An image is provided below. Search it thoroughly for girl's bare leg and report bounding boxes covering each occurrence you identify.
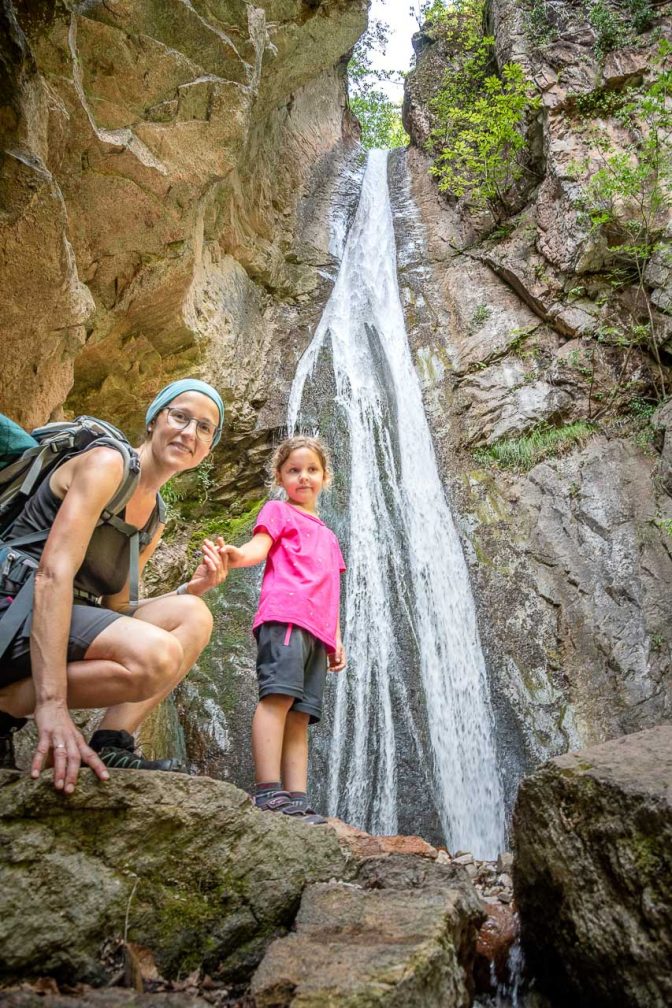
[251,694,295,784]
[281,709,310,793]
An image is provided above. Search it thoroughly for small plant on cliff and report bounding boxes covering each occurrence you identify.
[524,0,558,45]
[587,0,656,57]
[426,0,540,217]
[162,476,188,526]
[474,421,596,470]
[626,0,655,33]
[471,304,492,327]
[588,0,624,57]
[579,44,672,400]
[574,86,632,119]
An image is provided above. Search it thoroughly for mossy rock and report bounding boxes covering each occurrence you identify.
[513,725,672,1008]
[0,771,351,985]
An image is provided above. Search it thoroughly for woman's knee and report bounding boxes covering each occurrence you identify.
[133,630,183,696]
[176,594,213,648]
[101,624,184,701]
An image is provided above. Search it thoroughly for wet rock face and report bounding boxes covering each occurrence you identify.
[512,725,672,1008]
[0,769,350,984]
[518,437,672,743]
[398,0,672,787]
[0,0,366,502]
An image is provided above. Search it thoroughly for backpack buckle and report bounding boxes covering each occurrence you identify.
[48,433,75,453]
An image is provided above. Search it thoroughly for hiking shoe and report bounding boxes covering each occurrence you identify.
[0,714,26,771]
[283,796,328,825]
[90,729,186,772]
[255,790,327,825]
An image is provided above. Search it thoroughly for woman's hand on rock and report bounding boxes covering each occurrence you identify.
[31,701,110,793]
[187,536,229,595]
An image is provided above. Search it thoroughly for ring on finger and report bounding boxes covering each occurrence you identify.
[55,743,66,749]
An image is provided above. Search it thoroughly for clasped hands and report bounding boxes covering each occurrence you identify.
[182,536,229,595]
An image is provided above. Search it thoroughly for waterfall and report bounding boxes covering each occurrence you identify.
[287,149,506,859]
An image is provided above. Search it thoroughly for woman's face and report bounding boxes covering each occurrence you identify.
[149,391,220,472]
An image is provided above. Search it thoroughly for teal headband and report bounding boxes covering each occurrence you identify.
[145,379,224,446]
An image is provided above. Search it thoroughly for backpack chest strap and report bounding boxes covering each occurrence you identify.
[101,512,140,602]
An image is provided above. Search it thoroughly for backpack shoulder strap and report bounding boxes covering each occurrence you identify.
[36,417,141,521]
[138,493,166,549]
[2,417,142,603]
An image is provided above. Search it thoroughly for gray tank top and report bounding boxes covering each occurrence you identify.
[8,471,160,598]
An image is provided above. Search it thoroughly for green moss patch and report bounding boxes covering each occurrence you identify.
[474,422,596,471]
[188,498,265,553]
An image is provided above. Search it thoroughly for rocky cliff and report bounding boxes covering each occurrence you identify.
[0,0,366,504]
[400,0,672,794]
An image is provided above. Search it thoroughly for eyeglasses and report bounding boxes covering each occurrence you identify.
[162,407,218,444]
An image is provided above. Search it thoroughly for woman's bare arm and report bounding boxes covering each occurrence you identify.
[103,527,228,612]
[30,446,125,791]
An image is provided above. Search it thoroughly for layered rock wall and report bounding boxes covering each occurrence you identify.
[400,0,672,791]
[0,0,367,502]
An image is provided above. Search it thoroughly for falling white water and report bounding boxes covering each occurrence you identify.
[288,150,505,858]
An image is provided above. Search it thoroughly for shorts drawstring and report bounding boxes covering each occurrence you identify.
[283,623,293,646]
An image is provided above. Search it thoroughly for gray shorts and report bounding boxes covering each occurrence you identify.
[254,622,328,725]
[0,603,123,688]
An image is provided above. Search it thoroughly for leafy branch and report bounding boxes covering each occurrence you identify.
[347,10,408,150]
[425,0,540,218]
[579,42,672,400]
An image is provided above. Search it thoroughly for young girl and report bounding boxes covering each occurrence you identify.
[223,435,346,824]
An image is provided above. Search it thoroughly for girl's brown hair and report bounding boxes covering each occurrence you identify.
[270,435,332,488]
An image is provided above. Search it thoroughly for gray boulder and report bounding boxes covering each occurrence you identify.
[251,855,484,1007]
[0,770,350,985]
[513,725,672,1008]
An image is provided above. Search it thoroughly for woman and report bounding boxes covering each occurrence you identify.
[0,379,228,794]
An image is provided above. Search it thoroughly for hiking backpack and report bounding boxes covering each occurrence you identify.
[0,413,159,662]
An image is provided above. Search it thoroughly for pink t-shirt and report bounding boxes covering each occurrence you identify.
[252,499,346,652]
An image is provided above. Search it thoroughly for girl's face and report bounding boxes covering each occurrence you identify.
[277,447,325,513]
[150,391,219,473]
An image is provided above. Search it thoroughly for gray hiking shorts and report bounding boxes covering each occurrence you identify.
[254,621,328,724]
[0,602,123,687]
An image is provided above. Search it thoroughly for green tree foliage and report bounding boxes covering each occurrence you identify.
[411,0,448,24]
[426,0,540,215]
[347,10,408,151]
[350,91,409,150]
[580,42,672,399]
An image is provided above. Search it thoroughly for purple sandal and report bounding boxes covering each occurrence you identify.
[255,790,327,825]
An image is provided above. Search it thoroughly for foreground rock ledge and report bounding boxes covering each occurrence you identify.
[0,771,488,1006]
[513,724,672,1008]
[252,856,484,1007]
[0,770,349,984]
